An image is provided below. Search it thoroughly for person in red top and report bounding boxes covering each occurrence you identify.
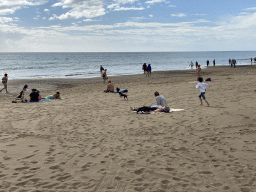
[104,81,114,92]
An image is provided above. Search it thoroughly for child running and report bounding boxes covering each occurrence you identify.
[196,77,210,106]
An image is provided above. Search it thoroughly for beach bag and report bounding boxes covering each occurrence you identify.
[205,78,211,81]
[2,80,5,84]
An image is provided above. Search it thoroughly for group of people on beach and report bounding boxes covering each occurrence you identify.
[142,63,152,77]
[28,89,61,102]
[0,72,61,103]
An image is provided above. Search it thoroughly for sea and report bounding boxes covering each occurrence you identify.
[0,51,256,80]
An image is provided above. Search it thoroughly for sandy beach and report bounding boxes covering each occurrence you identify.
[1,65,256,192]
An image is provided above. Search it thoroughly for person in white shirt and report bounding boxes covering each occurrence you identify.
[196,77,209,106]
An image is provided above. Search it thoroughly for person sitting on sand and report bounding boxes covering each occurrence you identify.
[154,91,170,112]
[104,81,114,92]
[50,92,61,99]
[30,89,39,102]
[0,73,9,93]
[130,91,170,113]
[37,90,42,100]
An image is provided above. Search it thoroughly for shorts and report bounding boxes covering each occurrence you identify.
[147,70,151,73]
[199,92,206,100]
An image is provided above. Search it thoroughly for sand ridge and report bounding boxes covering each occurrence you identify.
[1,65,256,191]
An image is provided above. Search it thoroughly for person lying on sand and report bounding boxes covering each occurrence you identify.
[130,105,169,113]
[50,92,61,99]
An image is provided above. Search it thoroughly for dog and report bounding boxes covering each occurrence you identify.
[119,92,128,100]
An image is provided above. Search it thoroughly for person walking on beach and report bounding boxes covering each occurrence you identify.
[195,61,198,68]
[100,65,104,74]
[206,60,209,66]
[229,58,231,65]
[197,64,202,77]
[213,59,215,67]
[0,73,9,93]
[146,64,151,77]
[102,69,108,83]
[142,63,147,74]
[196,77,209,106]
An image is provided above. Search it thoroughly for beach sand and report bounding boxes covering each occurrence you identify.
[1,65,256,192]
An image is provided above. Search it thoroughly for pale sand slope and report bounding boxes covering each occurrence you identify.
[0,66,256,192]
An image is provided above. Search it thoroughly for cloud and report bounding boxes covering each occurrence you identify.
[242,7,256,11]
[113,0,138,4]
[113,6,144,11]
[1,11,256,52]
[107,3,144,11]
[149,14,153,17]
[0,0,48,15]
[0,17,13,23]
[44,9,49,12]
[171,13,186,17]
[50,0,106,20]
[168,5,176,7]
[145,0,166,4]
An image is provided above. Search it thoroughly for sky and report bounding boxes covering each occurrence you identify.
[0,0,256,52]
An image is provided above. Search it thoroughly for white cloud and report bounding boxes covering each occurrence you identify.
[43,17,46,19]
[44,9,49,12]
[242,7,256,11]
[1,11,256,52]
[168,5,176,7]
[50,0,106,20]
[113,0,138,4]
[113,6,144,11]
[0,0,48,15]
[171,13,186,17]
[0,17,13,23]
[149,14,153,17]
[83,18,93,22]
[145,0,165,4]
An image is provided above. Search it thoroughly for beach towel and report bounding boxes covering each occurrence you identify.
[45,95,65,99]
[27,99,54,103]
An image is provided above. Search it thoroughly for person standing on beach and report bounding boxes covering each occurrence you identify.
[189,61,194,69]
[102,69,108,83]
[0,73,9,93]
[213,59,215,67]
[229,58,231,65]
[142,63,147,74]
[206,60,209,66]
[195,61,198,68]
[197,64,202,77]
[147,64,151,77]
[100,65,104,74]
[196,77,209,106]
